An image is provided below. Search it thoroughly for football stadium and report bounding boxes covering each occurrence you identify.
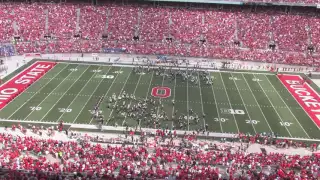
[0,0,319,179]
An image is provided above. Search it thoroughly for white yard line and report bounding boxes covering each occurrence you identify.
[209,73,224,133]
[106,70,132,125]
[241,74,273,133]
[36,65,90,121]
[7,64,69,119]
[276,75,320,131]
[219,72,240,133]
[230,73,257,134]
[138,71,154,128]
[197,72,207,131]
[83,67,123,124]
[186,69,190,131]
[264,75,310,138]
[55,66,105,122]
[253,74,292,137]
[171,73,177,129]
[120,73,143,126]
[154,75,166,129]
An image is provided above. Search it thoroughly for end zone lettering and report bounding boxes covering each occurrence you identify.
[278,74,320,128]
[0,61,56,109]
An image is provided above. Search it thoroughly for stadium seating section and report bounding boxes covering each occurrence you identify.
[0,4,320,64]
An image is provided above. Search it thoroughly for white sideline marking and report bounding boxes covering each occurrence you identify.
[241,73,273,133]
[253,74,292,137]
[7,64,69,119]
[265,75,310,138]
[231,73,257,134]
[219,72,240,133]
[1,118,319,142]
[55,66,104,122]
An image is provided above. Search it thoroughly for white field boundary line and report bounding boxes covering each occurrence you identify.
[138,71,155,128]
[209,73,224,133]
[230,73,257,134]
[265,75,310,138]
[38,65,91,121]
[120,73,143,126]
[241,73,273,133]
[78,67,120,124]
[253,74,293,137]
[2,118,320,142]
[106,70,132,126]
[276,75,320,131]
[6,64,69,119]
[0,61,58,111]
[55,66,105,122]
[56,61,275,76]
[197,72,208,131]
[219,72,240,133]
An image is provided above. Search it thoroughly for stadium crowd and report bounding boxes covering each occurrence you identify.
[0,4,319,66]
[0,124,318,179]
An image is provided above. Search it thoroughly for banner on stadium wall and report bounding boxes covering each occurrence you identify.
[102,48,126,53]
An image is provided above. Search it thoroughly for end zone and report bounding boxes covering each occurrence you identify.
[0,61,56,109]
[278,74,320,128]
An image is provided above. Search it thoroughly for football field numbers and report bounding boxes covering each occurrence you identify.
[221,108,245,115]
[91,70,101,73]
[69,68,78,72]
[214,118,228,122]
[58,108,72,113]
[229,77,240,81]
[252,78,262,82]
[280,122,292,127]
[246,120,260,124]
[96,75,114,79]
[114,71,123,74]
[30,106,41,111]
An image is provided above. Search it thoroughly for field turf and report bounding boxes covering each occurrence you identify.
[0,61,319,139]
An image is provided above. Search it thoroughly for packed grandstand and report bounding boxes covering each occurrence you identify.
[0,0,320,180]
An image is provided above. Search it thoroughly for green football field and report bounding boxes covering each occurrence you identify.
[0,61,319,140]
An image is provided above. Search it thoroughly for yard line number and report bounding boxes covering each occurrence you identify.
[58,108,72,113]
[229,77,241,81]
[246,120,260,124]
[91,69,102,73]
[220,108,245,115]
[30,106,41,111]
[69,68,78,72]
[252,78,262,82]
[95,75,114,79]
[280,122,293,127]
[214,118,228,122]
